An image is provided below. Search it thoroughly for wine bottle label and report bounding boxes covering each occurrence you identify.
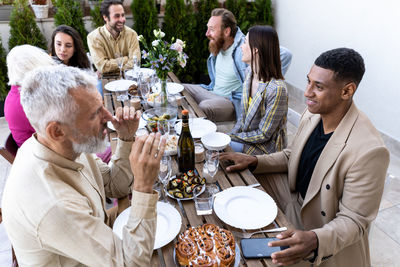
[182,122,189,127]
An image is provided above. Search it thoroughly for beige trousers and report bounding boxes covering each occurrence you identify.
[183,83,235,122]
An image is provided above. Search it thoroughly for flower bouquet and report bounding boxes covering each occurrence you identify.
[138,29,188,106]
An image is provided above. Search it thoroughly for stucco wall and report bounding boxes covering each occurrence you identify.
[273,0,400,141]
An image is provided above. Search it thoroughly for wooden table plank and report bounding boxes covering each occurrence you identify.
[181,89,207,118]
[105,73,293,267]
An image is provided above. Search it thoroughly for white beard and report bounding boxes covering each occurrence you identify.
[72,130,108,155]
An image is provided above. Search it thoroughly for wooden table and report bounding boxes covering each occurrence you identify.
[103,73,292,267]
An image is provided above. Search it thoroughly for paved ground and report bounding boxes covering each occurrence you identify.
[0,106,399,266]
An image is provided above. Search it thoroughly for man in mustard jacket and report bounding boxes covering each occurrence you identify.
[220,48,389,266]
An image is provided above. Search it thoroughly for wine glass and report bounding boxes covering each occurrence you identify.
[157,120,170,140]
[138,78,150,99]
[133,55,140,80]
[203,150,219,183]
[159,155,172,202]
[115,53,123,79]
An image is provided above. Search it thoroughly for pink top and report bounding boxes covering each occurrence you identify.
[4,85,35,147]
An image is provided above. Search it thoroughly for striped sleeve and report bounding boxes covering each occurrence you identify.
[231,82,287,144]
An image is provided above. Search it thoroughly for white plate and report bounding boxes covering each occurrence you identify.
[214,186,278,229]
[112,202,182,250]
[104,80,137,92]
[174,118,217,139]
[173,243,240,267]
[125,67,155,78]
[155,82,184,95]
[107,117,146,131]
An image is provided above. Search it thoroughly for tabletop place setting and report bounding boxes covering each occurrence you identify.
[103,74,287,266]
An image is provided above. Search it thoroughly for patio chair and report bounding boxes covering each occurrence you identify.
[0,133,18,164]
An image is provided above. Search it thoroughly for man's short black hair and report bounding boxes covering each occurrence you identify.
[101,0,123,20]
[315,48,365,86]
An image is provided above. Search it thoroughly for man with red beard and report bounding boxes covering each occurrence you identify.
[184,8,292,121]
[2,65,165,266]
[88,0,140,77]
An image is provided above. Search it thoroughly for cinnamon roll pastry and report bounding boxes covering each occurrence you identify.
[214,229,235,249]
[190,252,218,267]
[197,236,214,252]
[175,224,236,267]
[215,245,235,267]
[175,237,198,266]
[202,223,219,236]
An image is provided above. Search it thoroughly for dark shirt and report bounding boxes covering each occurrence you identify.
[296,120,333,199]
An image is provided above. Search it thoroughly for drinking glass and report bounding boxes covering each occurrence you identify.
[133,55,140,79]
[159,155,172,202]
[203,150,219,183]
[116,90,129,102]
[138,78,150,99]
[194,184,219,215]
[151,76,160,93]
[115,53,123,79]
[157,120,170,139]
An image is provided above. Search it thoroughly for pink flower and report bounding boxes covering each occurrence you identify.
[171,42,183,53]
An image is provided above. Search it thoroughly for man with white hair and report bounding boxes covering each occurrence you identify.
[2,65,165,266]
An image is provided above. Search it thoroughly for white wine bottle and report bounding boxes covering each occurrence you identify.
[177,110,195,173]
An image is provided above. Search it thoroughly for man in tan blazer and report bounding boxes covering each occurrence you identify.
[220,48,389,266]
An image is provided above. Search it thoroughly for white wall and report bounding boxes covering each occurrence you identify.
[273,0,400,141]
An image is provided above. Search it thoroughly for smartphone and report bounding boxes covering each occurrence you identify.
[240,238,288,259]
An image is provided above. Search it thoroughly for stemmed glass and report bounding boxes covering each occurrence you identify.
[203,150,219,183]
[115,53,123,79]
[157,120,170,141]
[133,55,140,80]
[159,155,172,202]
[138,78,150,99]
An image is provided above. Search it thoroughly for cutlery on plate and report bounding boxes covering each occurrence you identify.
[232,227,287,239]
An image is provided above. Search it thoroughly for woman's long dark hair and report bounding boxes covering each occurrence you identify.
[248,25,283,82]
[50,25,90,69]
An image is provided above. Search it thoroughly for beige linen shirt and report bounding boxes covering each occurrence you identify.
[87,25,141,75]
[2,135,158,266]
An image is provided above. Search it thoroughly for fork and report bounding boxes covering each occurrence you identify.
[232,227,287,239]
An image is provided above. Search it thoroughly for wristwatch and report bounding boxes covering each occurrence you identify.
[304,248,318,263]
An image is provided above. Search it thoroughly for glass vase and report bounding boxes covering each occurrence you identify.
[160,78,168,107]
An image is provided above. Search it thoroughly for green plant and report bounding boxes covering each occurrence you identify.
[254,0,274,26]
[8,0,47,50]
[90,0,104,29]
[53,0,88,50]
[0,37,9,101]
[0,0,14,5]
[225,0,274,34]
[162,0,196,82]
[192,0,219,82]
[131,0,158,48]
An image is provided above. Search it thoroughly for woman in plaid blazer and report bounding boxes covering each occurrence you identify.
[229,25,288,155]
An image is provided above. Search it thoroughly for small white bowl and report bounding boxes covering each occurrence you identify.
[201,132,231,151]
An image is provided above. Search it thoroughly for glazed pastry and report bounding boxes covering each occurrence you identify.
[190,252,218,267]
[214,229,235,249]
[215,245,235,267]
[175,224,235,267]
[202,223,219,236]
[175,237,198,266]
